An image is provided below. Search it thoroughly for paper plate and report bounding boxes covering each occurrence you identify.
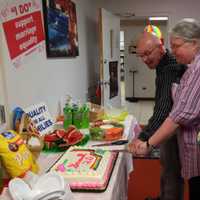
[8,178,35,200]
[8,172,73,200]
[33,172,65,193]
[32,190,65,200]
[33,172,73,200]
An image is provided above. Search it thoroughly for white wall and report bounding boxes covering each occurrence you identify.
[0,0,99,128]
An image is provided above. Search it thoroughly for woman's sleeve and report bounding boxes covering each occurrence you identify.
[169,68,200,125]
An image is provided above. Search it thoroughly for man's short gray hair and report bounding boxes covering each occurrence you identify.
[170,18,200,41]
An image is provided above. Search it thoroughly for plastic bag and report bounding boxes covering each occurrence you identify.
[0,130,39,178]
[103,105,128,121]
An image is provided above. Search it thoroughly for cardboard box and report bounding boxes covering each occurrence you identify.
[89,103,104,122]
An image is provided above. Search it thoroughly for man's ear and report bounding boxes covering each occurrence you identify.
[159,44,165,54]
[161,38,164,45]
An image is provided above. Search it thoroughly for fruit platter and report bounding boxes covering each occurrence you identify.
[43,125,89,152]
[89,120,124,141]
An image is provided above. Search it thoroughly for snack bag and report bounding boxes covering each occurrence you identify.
[0,130,39,178]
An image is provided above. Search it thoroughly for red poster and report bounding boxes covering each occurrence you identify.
[3,11,44,59]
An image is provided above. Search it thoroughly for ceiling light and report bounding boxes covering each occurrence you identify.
[149,16,168,21]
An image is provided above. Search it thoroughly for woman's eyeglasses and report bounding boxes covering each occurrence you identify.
[170,39,195,51]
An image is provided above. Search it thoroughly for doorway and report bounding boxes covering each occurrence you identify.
[120,16,168,102]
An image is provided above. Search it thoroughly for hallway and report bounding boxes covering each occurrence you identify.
[121,80,154,125]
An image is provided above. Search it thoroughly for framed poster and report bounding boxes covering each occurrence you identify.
[109,61,119,99]
[42,0,79,57]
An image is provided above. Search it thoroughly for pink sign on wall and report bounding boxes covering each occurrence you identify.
[0,1,45,68]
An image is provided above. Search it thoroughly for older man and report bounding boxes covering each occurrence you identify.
[130,27,186,200]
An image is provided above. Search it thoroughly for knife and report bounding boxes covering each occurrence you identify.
[110,149,131,153]
[92,139,129,147]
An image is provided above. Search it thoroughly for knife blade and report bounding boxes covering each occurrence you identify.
[92,139,129,147]
[110,149,131,153]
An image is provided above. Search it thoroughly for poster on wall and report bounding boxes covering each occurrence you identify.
[0,0,45,68]
[42,0,79,57]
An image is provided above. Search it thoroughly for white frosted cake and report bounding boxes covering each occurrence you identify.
[50,146,117,190]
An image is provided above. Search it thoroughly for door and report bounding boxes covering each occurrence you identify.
[122,19,168,99]
[0,27,7,131]
[99,8,121,108]
[0,64,7,131]
[122,21,155,99]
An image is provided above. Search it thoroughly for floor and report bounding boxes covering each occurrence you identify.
[124,100,154,125]
[121,80,154,125]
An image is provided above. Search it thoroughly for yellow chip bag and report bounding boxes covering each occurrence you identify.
[0,130,39,178]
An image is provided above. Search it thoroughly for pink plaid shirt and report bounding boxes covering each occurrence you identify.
[169,52,200,179]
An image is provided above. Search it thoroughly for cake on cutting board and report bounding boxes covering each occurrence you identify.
[50,146,117,191]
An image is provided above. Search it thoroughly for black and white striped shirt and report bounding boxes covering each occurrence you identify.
[138,50,187,141]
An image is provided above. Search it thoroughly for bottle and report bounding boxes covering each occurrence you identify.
[81,104,89,129]
[63,103,72,130]
[72,104,82,129]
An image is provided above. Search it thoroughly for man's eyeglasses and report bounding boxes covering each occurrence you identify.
[136,45,159,59]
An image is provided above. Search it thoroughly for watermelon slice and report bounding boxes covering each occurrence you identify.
[64,129,84,145]
[55,125,76,139]
[44,132,60,142]
[65,125,76,134]
[55,129,66,138]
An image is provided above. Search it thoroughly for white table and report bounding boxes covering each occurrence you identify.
[1,115,141,200]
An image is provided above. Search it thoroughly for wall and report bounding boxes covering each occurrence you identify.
[0,0,100,128]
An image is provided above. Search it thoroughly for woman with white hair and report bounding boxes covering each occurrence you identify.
[131,18,200,199]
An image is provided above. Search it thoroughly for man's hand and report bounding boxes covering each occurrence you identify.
[128,139,151,156]
[135,141,151,156]
[127,139,143,155]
